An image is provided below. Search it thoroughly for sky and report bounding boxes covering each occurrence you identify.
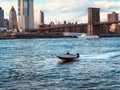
[0,0,120,28]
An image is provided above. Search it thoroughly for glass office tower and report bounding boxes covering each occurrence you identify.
[40,10,44,25]
[0,7,4,27]
[18,0,34,30]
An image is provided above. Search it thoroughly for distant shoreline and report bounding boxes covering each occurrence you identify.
[1,33,120,40]
[0,35,77,40]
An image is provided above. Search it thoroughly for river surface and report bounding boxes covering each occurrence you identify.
[0,38,120,90]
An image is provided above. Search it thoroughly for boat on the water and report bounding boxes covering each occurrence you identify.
[77,33,99,39]
[56,52,80,61]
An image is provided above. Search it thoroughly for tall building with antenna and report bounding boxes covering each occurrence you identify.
[18,0,34,30]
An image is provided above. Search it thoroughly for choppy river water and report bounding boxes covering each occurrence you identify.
[0,38,120,90]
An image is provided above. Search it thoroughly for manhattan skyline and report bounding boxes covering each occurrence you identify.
[0,0,120,28]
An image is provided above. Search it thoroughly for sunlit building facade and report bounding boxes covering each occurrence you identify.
[9,6,17,29]
[107,12,118,33]
[18,0,34,30]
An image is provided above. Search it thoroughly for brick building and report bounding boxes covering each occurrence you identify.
[107,12,119,33]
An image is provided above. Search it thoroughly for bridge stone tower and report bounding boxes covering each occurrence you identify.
[88,7,100,35]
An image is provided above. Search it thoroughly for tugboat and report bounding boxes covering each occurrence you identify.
[56,52,80,61]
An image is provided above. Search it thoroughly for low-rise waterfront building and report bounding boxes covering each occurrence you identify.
[4,19,9,29]
[107,12,118,33]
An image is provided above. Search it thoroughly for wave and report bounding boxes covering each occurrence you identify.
[82,51,120,60]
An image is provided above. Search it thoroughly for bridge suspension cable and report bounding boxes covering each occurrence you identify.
[100,9,120,16]
[66,0,97,23]
[100,9,112,13]
[67,11,88,23]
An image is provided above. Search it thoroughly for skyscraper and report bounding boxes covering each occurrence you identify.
[18,0,34,30]
[0,7,4,27]
[9,6,17,29]
[40,10,44,25]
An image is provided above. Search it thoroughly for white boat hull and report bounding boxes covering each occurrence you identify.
[57,53,79,61]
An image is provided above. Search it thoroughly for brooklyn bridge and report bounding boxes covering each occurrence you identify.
[31,7,120,35]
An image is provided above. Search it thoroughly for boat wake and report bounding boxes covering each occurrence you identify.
[82,51,120,60]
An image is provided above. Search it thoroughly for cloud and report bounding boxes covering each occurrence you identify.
[93,0,120,9]
[44,0,86,12]
[34,0,91,25]
[0,1,17,19]
[92,0,120,21]
[34,0,120,25]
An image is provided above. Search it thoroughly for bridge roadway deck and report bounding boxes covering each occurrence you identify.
[31,23,87,32]
[31,21,120,32]
[94,21,120,25]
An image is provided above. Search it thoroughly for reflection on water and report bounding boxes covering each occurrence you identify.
[0,38,120,89]
[58,59,79,65]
